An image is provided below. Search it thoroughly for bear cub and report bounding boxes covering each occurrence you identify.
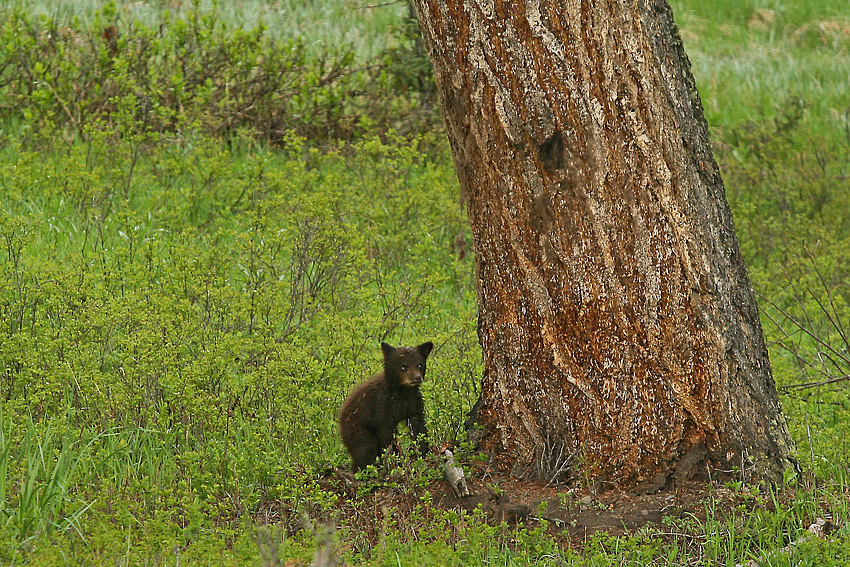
[339,341,433,472]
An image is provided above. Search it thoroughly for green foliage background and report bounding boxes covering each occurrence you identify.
[0,0,848,564]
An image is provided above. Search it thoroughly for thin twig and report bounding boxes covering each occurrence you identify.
[781,375,850,392]
[43,79,78,128]
[804,244,850,350]
[757,291,850,369]
[357,0,405,9]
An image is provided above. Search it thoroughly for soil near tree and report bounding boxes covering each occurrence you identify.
[297,460,774,552]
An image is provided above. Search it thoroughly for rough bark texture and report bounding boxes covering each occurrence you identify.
[412,0,795,488]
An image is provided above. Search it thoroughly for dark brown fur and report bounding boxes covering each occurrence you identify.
[338,341,433,472]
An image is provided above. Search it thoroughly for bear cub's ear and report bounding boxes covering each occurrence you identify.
[381,342,395,359]
[417,341,434,359]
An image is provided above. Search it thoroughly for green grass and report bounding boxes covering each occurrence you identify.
[0,0,849,564]
[672,0,850,135]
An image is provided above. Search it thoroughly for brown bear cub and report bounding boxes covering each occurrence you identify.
[339,341,433,472]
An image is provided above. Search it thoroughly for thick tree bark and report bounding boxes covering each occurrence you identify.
[412,0,795,488]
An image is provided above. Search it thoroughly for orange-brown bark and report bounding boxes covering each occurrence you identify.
[413,0,794,487]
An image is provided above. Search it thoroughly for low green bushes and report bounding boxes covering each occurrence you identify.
[0,1,439,144]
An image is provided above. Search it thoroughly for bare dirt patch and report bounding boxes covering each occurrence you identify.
[308,462,753,550]
[431,474,737,545]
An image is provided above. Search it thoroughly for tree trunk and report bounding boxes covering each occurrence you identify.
[411,0,795,488]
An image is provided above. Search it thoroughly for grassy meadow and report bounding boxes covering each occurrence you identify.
[0,0,849,564]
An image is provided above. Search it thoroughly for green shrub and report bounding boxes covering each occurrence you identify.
[0,1,439,145]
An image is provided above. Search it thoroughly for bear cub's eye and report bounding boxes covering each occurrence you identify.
[400,365,407,371]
